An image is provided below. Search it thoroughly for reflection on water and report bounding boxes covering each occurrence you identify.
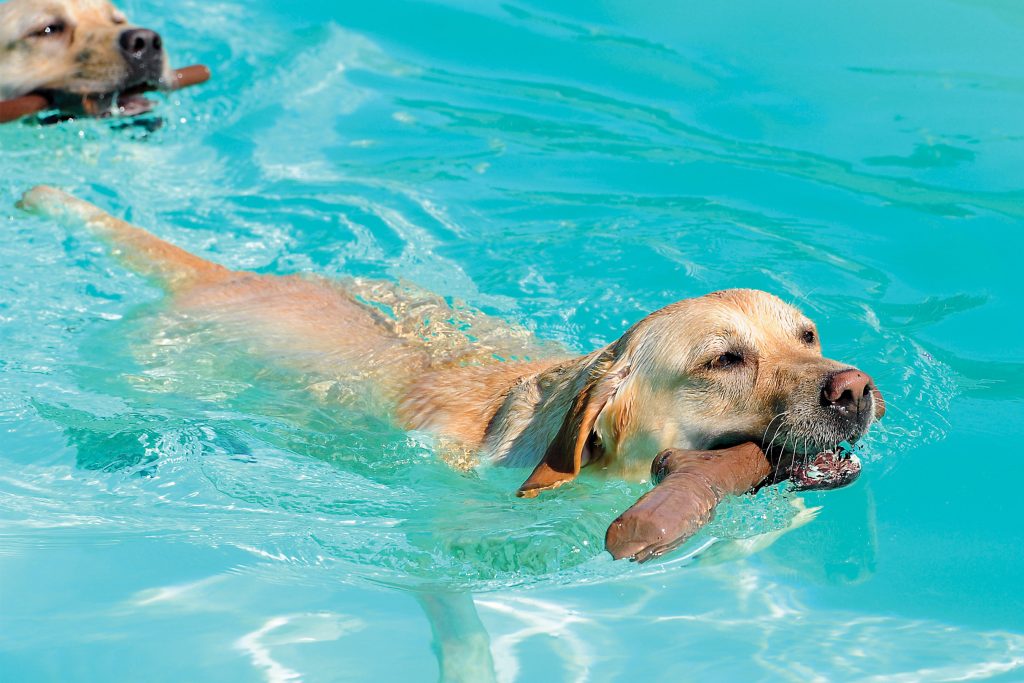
[102,566,1024,682]
[235,612,366,683]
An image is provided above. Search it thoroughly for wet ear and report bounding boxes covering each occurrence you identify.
[517,351,631,498]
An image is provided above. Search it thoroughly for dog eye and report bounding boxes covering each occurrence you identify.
[710,352,744,370]
[28,21,66,38]
[801,329,816,344]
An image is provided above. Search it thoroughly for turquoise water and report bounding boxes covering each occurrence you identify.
[2,0,1023,680]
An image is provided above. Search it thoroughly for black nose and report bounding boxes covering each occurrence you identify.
[118,28,164,80]
[821,369,875,418]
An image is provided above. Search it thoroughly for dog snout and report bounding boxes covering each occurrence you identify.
[118,28,164,82]
[821,369,881,420]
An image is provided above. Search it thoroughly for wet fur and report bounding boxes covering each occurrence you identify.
[19,186,883,485]
[0,0,171,99]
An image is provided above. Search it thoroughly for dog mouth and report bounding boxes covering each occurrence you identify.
[788,449,861,490]
[34,77,162,120]
[113,88,157,117]
[703,429,862,490]
[81,83,160,118]
[761,441,863,491]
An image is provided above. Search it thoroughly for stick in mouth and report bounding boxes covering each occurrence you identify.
[0,64,211,124]
[605,443,771,563]
[604,443,863,562]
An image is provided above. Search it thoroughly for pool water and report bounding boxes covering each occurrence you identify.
[2,0,1023,680]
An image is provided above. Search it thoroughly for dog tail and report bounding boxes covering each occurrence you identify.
[18,186,231,291]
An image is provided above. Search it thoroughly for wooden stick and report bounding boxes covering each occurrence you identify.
[0,94,50,124]
[167,64,211,90]
[0,64,211,124]
[605,443,771,563]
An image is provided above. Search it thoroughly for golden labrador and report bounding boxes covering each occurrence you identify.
[18,186,885,498]
[0,0,171,114]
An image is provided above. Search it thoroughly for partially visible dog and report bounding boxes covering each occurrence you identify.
[0,0,171,114]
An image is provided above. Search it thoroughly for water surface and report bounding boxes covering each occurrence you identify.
[2,0,1023,680]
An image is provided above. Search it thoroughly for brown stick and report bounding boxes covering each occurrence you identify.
[168,64,211,90]
[604,442,771,562]
[0,94,50,124]
[0,64,212,124]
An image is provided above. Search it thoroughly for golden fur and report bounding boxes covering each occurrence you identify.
[0,0,171,99]
[19,186,884,493]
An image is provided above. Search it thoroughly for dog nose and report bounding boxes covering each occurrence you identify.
[118,28,163,73]
[821,369,876,415]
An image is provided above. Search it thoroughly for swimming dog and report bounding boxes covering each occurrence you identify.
[18,186,885,498]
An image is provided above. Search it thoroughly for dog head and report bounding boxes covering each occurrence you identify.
[520,289,884,494]
[0,0,171,100]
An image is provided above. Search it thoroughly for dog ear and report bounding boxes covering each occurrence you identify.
[517,350,630,498]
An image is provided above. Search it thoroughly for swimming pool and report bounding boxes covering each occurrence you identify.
[2,0,1022,680]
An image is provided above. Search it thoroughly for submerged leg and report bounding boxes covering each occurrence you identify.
[418,591,497,683]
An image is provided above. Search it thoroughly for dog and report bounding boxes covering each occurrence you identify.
[21,186,886,681]
[0,0,171,114]
[19,186,885,498]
